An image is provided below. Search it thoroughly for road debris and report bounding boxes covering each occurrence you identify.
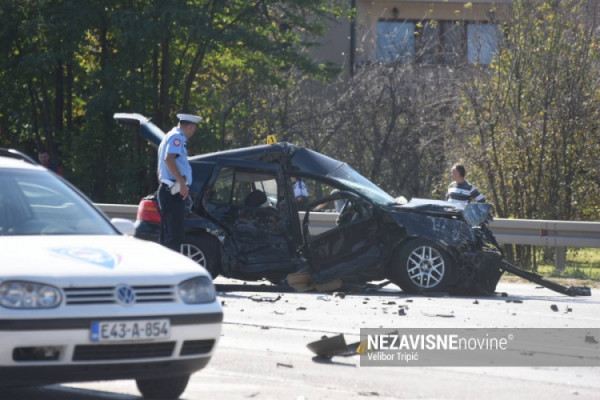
[501,260,591,297]
[333,292,347,299]
[297,307,307,311]
[250,294,282,303]
[307,334,360,359]
[551,304,559,312]
[584,335,598,344]
[287,271,343,292]
[276,362,293,368]
[505,299,523,303]
[473,300,479,304]
[421,311,455,318]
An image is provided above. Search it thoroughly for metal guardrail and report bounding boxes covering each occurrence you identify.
[97,204,600,270]
[97,203,139,220]
[96,204,600,248]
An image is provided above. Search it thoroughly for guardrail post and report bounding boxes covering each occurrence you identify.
[554,246,566,272]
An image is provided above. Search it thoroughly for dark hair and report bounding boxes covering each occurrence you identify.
[452,163,466,178]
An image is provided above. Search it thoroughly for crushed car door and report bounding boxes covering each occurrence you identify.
[203,159,294,276]
[301,190,384,284]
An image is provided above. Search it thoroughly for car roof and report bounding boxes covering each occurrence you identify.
[114,112,347,177]
[190,143,291,162]
[190,143,346,177]
[0,148,39,167]
[0,155,42,171]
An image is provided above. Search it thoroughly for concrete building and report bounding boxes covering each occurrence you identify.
[311,0,512,75]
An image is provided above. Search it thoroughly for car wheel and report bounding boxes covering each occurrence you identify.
[390,239,455,294]
[180,234,220,278]
[136,374,190,399]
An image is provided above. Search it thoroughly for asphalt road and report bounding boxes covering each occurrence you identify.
[2,280,599,400]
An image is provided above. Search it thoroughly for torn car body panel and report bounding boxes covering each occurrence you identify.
[115,113,590,297]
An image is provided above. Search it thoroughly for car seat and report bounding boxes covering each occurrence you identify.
[244,190,267,207]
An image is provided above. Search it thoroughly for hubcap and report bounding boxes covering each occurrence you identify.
[406,245,445,288]
[180,243,207,268]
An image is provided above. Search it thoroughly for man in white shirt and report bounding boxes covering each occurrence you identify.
[446,163,486,209]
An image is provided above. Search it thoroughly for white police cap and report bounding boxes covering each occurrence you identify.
[177,113,203,124]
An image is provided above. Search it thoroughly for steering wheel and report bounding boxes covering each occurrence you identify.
[335,199,356,226]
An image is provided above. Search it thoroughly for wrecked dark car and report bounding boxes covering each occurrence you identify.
[114,113,589,297]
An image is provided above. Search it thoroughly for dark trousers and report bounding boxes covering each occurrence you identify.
[157,183,185,252]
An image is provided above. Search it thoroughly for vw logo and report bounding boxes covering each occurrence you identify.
[115,285,136,306]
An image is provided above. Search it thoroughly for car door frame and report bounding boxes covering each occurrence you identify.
[300,190,385,283]
[202,158,297,279]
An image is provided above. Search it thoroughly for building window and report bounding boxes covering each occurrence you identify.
[376,21,415,63]
[442,21,464,65]
[376,20,499,66]
[467,24,501,65]
[420,21,441,64]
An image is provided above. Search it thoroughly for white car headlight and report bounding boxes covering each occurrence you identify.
[178,276,216,304]
[0,281,62,309]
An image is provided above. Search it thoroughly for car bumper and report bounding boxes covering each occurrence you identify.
[0,357,211,386]
[0,311,222,386]
[134,219,161,242]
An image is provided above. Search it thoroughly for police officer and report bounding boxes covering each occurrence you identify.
[157,113,201,251]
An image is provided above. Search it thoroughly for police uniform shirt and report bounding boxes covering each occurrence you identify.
[294,180,308,198]
[158,127,192,186]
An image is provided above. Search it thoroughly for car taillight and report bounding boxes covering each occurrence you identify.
[137,199,161,223]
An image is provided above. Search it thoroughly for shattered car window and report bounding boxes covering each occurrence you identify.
[233,171,278,208]
[209,166,235,205]
[207,166,279,209]
[463,203,494,227]
[327,164,396,206]
[300,178,341,212]
[254,178,278,207]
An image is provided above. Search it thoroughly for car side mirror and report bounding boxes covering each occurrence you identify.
[111,218,135,236]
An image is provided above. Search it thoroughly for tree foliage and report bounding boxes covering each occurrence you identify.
[458,0,600,222]
[1,0,599,249]
[0,0,347,201]
[323,64,459,199]
[456,0,600,268]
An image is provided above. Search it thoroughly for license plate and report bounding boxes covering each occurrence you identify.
[90,319,170,342]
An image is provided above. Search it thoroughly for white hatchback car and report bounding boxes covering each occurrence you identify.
[0,149,222,399]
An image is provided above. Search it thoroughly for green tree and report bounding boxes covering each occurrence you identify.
[458,0,600,267]
[0,0,348,201]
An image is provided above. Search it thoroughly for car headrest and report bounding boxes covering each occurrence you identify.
[244,190,267,207]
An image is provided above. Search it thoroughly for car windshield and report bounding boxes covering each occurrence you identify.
[327,163,396,206]
[0,169,117,236]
